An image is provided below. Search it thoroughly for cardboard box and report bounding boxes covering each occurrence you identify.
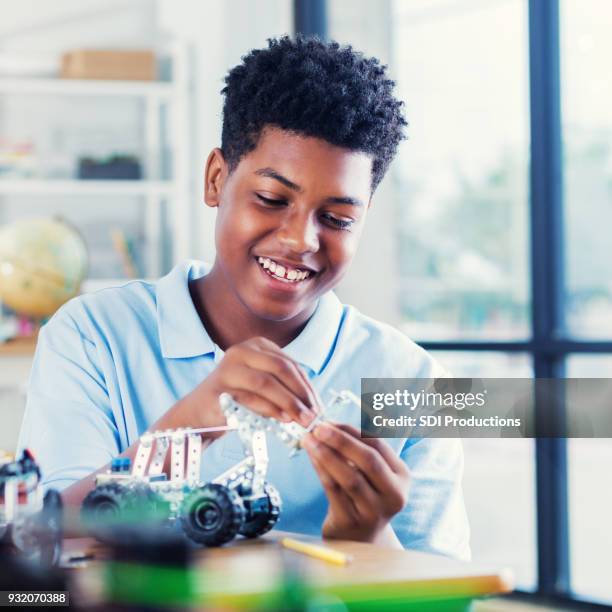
[61,50,156,81]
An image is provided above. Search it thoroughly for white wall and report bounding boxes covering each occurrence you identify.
[0,0,157,53]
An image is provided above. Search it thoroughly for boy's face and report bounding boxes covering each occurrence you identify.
[205,127,372,322]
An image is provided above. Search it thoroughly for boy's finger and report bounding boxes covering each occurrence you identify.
[303,434,378,517]
[227,389,292,422]
[312,423,399,496]
[257,346,322,413]
[291,364,322,414]
[238,344,318,413]
[309,449,359,521]
[331,422,406,473]
[288,358,323,413]
[246,337,321,411]
[226,364,311,425]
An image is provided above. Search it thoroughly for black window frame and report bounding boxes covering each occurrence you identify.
[296,0,612,607]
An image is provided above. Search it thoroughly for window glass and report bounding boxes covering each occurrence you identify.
[431,350,536,590]
[567,354,612,604]
[561,1,612,339]
[391,0,530,340]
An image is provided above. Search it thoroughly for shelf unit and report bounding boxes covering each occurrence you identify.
[0,77,175,99]
[0,44,191,281]
[0,179,174,196]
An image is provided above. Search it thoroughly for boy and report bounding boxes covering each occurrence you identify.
[18,37,469,559]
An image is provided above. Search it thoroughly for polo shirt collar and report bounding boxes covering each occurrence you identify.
[157,261,215,359]
[282,289,344,375]
[156,261,344,374]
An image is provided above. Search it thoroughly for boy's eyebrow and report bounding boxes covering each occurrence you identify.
[255,167,303,192]
[325,196,364,207]
[254,167,365,206]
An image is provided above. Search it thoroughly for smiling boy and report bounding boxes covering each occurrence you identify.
[18,37,469,559]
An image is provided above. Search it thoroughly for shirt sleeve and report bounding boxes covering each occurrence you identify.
[391,436,471,561]
[17,306,120,492]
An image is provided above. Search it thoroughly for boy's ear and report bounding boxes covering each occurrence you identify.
[204,148,228,208]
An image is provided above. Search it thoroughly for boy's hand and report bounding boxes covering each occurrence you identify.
[302,422,410,544]
[180,336,321,433]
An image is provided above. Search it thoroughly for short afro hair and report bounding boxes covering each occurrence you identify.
[221,35,407,192]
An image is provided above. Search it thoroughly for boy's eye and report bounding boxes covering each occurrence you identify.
[255,194,353,230]
[321,213,354,230]
[255,193,287,206]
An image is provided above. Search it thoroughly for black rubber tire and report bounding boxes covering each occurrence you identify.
[180,484,244,547]
[39,489,63,566]
[239,482,281,538]
[81,482,168,529]
[81,482,127,526]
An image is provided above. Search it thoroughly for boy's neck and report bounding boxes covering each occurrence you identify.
[189,267,315,350]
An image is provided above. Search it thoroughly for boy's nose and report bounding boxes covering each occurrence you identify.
[277,212,320,254]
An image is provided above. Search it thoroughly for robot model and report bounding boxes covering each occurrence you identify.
[0,449,63,565]
[82,390,359,547]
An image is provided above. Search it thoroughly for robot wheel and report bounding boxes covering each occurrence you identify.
[180,483,245,547]
[239,482,281,539]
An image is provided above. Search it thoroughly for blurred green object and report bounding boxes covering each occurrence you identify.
[101,525,197,611]
[105,561,196,610]
[0,217,87,319]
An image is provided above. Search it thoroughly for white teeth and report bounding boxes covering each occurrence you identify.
[256,256,312,283]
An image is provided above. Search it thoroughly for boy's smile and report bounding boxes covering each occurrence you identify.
[196,127,373,348]
[254,255,315,288]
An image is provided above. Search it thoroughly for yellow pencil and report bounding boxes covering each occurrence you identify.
[281,537,353,565]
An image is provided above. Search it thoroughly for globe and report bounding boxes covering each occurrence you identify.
[0,217,88,319]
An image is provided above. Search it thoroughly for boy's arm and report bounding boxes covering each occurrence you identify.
[16,307,168,520]
[19,309,212,525]
[392,437,471,560]
[19,309,320,518]
[18,310,120,496]
[58,394,210,513]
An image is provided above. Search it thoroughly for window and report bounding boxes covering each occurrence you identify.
[329,0,537,593]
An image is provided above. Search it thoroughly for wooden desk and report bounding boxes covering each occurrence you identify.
[64,532,513,611]
[0,334,37,356]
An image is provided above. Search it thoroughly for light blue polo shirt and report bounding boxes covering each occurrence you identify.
[18,261,470,560]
